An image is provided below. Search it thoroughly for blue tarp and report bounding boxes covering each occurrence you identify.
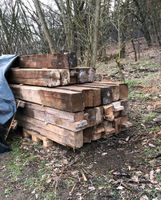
[0,55,17,125]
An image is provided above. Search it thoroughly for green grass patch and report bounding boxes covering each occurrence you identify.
[23,159,52,193]
[144,138,161,158]
[6,139,37,181]
[146,126,160,133]
[128,91,150,101]
[126,79,142,89]
[130,59,160,69]
[143,112,157,123]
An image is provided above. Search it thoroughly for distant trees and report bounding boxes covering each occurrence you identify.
[33,0,55,53]
[0,0,161,65]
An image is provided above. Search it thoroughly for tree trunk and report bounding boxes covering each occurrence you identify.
[131,39,137,61]
[133,0,152,47]
[90,0,101,68]
[33,0,54,53]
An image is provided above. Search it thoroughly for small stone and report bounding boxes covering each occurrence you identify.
[102,152,107,156]
[140,195,149,200]
[88,186,95,191]
[148,143,156,148]
[117,185,124,190]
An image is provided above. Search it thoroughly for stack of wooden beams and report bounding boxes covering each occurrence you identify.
[9,53,132,148]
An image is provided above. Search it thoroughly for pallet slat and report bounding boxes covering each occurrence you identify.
[23,128,53,148]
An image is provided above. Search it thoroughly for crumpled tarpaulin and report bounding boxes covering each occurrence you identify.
[0,55,18,125]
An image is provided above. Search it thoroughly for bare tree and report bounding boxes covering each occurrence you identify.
[90,0,101,68]
[33,0,55,53]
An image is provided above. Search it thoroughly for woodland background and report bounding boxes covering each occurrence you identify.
[1,0,161,68]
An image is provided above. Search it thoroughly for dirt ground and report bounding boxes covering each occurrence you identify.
[0,47,161,200]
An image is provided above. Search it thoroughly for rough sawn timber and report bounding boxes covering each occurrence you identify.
[11,84,84,112]
[17,115,83,148]
[17,101,88,132]
[9,68,70,87]
[19,53,71,69]
[59,85,101,107]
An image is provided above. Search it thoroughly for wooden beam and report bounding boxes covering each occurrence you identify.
[120,100,129,116]
[8,68,70,87]
[112,101,124,112]
[70,67,95,83]
[89,82,120,101]
[83,127,94,143]
[103,121,115,136]
[85,106,103,127]
[18,53,75,69]
[97,81,128,100]
[80,83,113,104]
[114,116,130,134]
[92,124,105,141]
[17,115,83,148]
[60,85,101,107]
[17,102,87,132]
[103,104,114,121]
[11,84,84,112]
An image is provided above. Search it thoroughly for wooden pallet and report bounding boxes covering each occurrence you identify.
[23,128,53,148]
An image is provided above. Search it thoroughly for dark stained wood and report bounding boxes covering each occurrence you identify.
[83,127,94,143]
[97,81,128,100]
[89,82,120,101]
[85,106,103,127]
[18,53,75,69]
[70,67,95,83]
[120,100,129,116]
[80,83,113,104]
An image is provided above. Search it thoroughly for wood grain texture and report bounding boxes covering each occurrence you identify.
[90,82,120,101]
[19,54,70,69]
[23,128,53,148]
[17,115,83,148]
[97,81,128,100]
[9,68,70,87]
[11,84,84,112]
[80,83,114,104]
[60,85,101,107]
[18,102,88,132]
[70,67,95,83]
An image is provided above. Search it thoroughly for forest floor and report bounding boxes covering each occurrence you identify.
[0,47,161,200]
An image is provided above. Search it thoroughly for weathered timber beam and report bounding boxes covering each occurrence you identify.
[18,53,77,69]
[17,102,87,132]
[59,85,101,107]
[11,84,84,112]
[17,115,83,148]
[8,68,70,87]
